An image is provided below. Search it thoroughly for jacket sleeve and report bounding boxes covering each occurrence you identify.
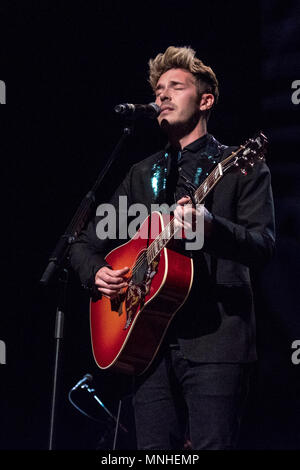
[69,168,133,291]
[203,161,276,268]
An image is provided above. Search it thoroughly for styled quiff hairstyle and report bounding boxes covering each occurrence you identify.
[149,46,219,106]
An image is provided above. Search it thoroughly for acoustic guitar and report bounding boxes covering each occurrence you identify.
[90,132,267,375]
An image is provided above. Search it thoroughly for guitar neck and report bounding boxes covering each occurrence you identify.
[146,159,230,264]
[146,133,266,265]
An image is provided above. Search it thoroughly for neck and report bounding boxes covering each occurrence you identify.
[168,118,208,150]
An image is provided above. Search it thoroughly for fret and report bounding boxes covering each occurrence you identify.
[164,223,171,239]
[146,247,152,265]
[213,163,223,180]
[194,162,225,203]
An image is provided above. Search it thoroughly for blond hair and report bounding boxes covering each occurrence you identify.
[148,46,219,105]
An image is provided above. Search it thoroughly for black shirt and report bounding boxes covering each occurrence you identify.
[165,134,223,205]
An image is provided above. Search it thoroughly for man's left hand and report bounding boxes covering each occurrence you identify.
[173,196,214,238]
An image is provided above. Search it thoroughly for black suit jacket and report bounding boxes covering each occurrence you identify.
[70,134,275,363]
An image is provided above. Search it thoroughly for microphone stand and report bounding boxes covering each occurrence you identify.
[40,122,133,450]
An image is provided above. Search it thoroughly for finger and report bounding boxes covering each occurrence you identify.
[175,206,195,224]
[176,205,197,219]
[105,268,130,281]
[96,279,128,290]
[111,267,130,276]
[175,204,195,219]
[174,208,184,225]
[98,288,120,299]
[98,273,128,285]
[180,221,192,231]
[176,196,191,205]
[97,283,127,293]
[97,268,129,283]
[174,213,192,231]
[100,266,129,276]
[174,205,193,222]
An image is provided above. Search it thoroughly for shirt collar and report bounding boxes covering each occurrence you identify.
[182,133,209,153]
[165,133,209,155]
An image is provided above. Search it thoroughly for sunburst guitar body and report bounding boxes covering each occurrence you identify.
[89,131,268,376]
[90,211,193,376]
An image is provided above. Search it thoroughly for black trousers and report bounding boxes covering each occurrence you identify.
[133,347,251,450]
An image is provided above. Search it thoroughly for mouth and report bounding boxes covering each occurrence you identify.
[160,106,175,115]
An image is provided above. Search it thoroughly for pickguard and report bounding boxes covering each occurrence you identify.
[123,256,160,330]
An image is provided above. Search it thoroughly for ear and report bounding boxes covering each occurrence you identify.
[199,93,214,112]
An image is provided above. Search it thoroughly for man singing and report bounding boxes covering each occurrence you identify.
[70,46,275,449]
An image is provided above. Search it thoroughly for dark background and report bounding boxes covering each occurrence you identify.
[0,0,299,450]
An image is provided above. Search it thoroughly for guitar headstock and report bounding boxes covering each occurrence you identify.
[234,131,268,175]
[194,131,269,204]
[223,131,268,175]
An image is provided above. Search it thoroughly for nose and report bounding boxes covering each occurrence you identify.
[156,87,171,104]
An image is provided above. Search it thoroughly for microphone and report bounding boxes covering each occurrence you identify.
[71,373,93,391]
[114,102,161,119]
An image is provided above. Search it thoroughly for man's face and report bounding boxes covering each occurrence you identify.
[154,68,202,130]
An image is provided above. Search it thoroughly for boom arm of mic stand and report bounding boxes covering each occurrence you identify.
[40,124,133,285]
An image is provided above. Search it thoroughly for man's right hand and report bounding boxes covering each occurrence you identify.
[95,266,130,299]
